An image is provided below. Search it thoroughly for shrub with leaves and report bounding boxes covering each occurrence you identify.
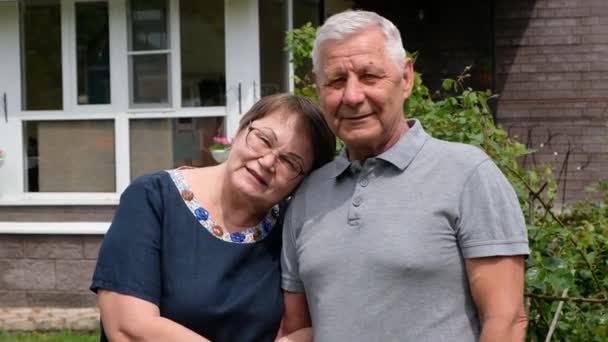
[286,24,608,341]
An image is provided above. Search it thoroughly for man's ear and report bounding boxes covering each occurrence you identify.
[313,72,321,98]
[402,58,415,99]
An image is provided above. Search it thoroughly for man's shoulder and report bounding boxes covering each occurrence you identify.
[298,159,339,192]
[422,136,491,169]
[286,160,339,220]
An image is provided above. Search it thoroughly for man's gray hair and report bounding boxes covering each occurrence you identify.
[312,10,406,75]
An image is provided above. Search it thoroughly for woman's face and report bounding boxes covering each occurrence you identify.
[225,109,314,209]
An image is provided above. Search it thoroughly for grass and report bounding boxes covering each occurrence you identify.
[0,330,99,342]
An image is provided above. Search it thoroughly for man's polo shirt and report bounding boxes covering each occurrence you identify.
[281,119,529,341]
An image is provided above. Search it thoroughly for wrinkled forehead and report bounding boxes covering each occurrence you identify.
[318,29,390,69]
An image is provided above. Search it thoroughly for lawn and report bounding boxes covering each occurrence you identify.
[0,331,99,342]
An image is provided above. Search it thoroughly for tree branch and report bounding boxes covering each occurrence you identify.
[526,293,608,304]
[504,165,608,298]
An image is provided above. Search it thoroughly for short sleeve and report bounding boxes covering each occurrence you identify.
[281,203,305,293]
[90,176,163,306]
[457,159,530,258]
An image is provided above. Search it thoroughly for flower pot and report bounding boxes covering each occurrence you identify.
[210,149,229,163]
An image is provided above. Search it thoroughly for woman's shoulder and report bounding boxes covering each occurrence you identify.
[130,170,172,187]
[119,170,176,206]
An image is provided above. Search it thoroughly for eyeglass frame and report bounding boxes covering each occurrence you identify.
[245,125,308,180]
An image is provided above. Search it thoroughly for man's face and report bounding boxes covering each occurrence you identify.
[316,27,413,158]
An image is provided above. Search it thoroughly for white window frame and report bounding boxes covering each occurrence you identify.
[0,0,260,206]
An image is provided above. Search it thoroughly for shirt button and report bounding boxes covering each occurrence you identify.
[360,178,369,187]
[353,196,362,207]
[181,190,194,201]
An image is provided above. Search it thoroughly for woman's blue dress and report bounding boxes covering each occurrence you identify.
[91,170,284,341]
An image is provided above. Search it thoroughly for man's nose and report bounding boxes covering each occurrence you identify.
[342,77,365,106]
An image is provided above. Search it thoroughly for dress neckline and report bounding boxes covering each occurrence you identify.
[166,169,279,244]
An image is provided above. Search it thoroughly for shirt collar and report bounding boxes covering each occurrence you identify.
[330,119,429,178]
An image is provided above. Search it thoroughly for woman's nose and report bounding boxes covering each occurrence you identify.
[257,151,278,170]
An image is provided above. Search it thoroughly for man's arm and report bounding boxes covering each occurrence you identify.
[465,255,528,342]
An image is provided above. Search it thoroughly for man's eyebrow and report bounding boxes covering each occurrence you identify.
[359,64,384,73]
[324,65,346,76]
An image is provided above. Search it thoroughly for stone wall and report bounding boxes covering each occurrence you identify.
[0,206,112,307]
[0,235,103,307]
[494,0,608,203]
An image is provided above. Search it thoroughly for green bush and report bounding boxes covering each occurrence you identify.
[286,24,608,341]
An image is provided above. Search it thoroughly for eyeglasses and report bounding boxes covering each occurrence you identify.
[245,126,306,180]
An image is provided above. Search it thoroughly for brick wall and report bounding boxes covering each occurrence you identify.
[494,0,608,203]
[0,235,103,307]
[0,205,112,307]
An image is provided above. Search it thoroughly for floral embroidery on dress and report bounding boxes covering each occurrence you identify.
[167,169,279,244]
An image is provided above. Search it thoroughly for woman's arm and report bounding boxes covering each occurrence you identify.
[281,291,311,334]
[275,291,313,342]
[276,328,312,342]
[98,290,209,342]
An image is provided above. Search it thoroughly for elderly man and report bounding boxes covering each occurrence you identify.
[280,10,529,342]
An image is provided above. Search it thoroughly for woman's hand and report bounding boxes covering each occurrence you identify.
[276,327,313,342]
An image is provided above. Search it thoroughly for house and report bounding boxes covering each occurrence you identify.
[0,0,606,316]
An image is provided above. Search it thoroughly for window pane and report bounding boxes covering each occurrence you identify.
[76,1,110,105]
[131,54,169,106]
[129,0,168,51]
[24,121,116,192]
[130,117,224,180]
[180,0,225,107]
[260,0,287,97]
[21,0,63,110]
[294,0,321,27]
[292,0,321,90]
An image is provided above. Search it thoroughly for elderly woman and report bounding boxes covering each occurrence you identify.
[90,94,335,342]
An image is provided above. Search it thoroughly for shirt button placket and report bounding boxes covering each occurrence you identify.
[347,161,364,229]
[348,194,362,229]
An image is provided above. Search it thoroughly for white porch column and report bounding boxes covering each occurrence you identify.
[225,0,260,138]
[0,1,24,199]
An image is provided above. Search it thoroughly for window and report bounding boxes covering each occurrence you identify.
[76,1,111,105]
[24,120,116,192]
[259,0,288,97]
[130,117,224,179]
[128,0,170,107]
[0,0,266,204]
[180,0,225,107]
[21,0,63,110]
